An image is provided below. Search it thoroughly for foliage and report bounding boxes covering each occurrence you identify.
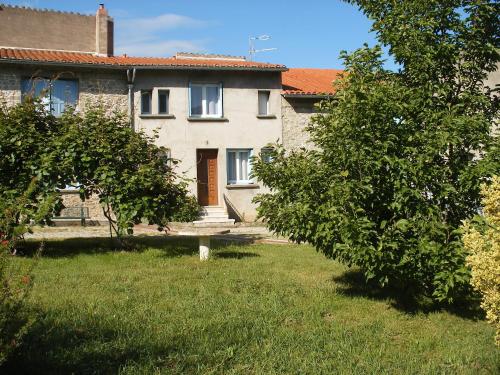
[0,100,66,245]
[463,176,500,346]
[58,107,198,239]
[253,0,499,302]
[170,195,201,223]
[0,240,38,366]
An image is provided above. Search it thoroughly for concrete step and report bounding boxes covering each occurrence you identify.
[193,219,235,228]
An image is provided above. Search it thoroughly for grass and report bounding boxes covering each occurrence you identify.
[2,236,498,374]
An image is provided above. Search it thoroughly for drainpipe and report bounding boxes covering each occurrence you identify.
[126,68,136,130]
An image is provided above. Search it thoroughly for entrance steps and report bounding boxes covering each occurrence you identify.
[193,206,235,227]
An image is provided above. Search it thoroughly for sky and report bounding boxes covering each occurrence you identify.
[3,0,395,70]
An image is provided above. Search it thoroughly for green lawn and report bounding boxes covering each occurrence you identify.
[3,237,498,374]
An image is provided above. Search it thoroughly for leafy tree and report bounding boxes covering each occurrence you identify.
[0,100,67,244]
[253,0,499,302]
[58,107,199,241]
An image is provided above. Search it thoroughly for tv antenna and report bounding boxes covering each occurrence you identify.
[248,35,277,61]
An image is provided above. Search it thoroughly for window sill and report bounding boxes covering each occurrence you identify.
[187,117,229,122]
[256,114,277,119]
[226,184,260,189]
[139,114,176,119]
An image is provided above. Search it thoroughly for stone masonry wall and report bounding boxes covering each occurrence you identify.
[281,97,320,150]
[0,67,21,107]
[60,192,105,223]
[0,65,128,221]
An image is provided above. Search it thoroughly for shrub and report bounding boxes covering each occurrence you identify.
[0,241,38,365]
[463,176,500,346]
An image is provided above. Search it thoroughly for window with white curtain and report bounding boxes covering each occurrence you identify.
[227,149,252,184]
[189,83,223,117]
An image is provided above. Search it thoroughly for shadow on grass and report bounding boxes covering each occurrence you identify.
[1,312,185,374]
[332,269,484,321]
[214,251,260,259]
[18,235,260,260]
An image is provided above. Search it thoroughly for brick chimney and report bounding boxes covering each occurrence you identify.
[95,4,114,56]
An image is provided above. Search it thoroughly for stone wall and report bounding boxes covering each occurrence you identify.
[0,65,128,222]
[78,71,128,113]
[60,192,105,222]
[0,67,21,107]
[281,96,320,150]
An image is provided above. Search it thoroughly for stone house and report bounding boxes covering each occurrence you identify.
[0,3,339,224]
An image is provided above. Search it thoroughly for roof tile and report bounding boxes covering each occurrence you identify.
[282,68,343,95]
[0,48,286,70]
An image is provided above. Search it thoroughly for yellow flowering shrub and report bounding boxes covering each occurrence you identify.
[463,176,500,346]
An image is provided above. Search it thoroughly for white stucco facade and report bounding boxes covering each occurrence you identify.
[133,69,283,221]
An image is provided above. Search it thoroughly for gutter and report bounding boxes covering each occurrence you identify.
[281,94,333,99]
[0,59,288,72]
[126,68,136,130]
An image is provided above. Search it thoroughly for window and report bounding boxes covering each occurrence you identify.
[227,149,252,184]
[260,147,273,163]
[21,78,78,116]
[158,90,169,114]
[258,90,270,115]
[189,83,223,117]
[141,91,152,114]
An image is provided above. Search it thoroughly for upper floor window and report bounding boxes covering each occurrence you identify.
[189,83,223,118]
[141,90,152,114]
[258,90,270,116]
[158,90,169,114]
[21,78,78,116]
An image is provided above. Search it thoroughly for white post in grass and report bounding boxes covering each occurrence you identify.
[199,236,210,260]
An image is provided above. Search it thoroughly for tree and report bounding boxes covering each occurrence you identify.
[252,0,499,302]
[58,107,199,241]
[0,100,67,245]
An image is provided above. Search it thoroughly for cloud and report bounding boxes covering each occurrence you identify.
[118,13,207,34]
[115,40,206,57]
[114,13,210,57]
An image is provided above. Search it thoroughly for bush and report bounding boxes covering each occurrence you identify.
[463,176,500,346]
[170,195,201,223]
[0,242,38,365]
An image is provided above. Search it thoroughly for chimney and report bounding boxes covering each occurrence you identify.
[95,4,114,56]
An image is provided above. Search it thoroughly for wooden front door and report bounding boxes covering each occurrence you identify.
[196,149,218,206]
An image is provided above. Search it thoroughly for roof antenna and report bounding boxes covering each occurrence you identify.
[248,35,277,61]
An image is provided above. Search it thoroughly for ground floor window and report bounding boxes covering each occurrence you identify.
[227,149,252,184]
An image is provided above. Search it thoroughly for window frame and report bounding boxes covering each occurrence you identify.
[260,147,273,164]
[141,90,152,115]
[258,90,271,116]
[157,89,170,115]
[189,82,223,118]
[21,77,79,116]
[227,148,253,185]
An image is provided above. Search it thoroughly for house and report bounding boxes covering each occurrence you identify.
[281,68,343,150]
[0,3,337,224]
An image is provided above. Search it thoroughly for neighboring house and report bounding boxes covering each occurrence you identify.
[0,3,338,223]
[281,68,343,150]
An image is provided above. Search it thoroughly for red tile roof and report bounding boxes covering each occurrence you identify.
[282,68,343,96]
[0,48,286,71]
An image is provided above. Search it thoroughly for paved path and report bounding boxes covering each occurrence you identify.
[25,223,291,244]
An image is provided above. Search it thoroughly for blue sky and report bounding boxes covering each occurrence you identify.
[4,0,393,69]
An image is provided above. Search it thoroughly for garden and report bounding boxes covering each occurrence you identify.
[1,237,498,374]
